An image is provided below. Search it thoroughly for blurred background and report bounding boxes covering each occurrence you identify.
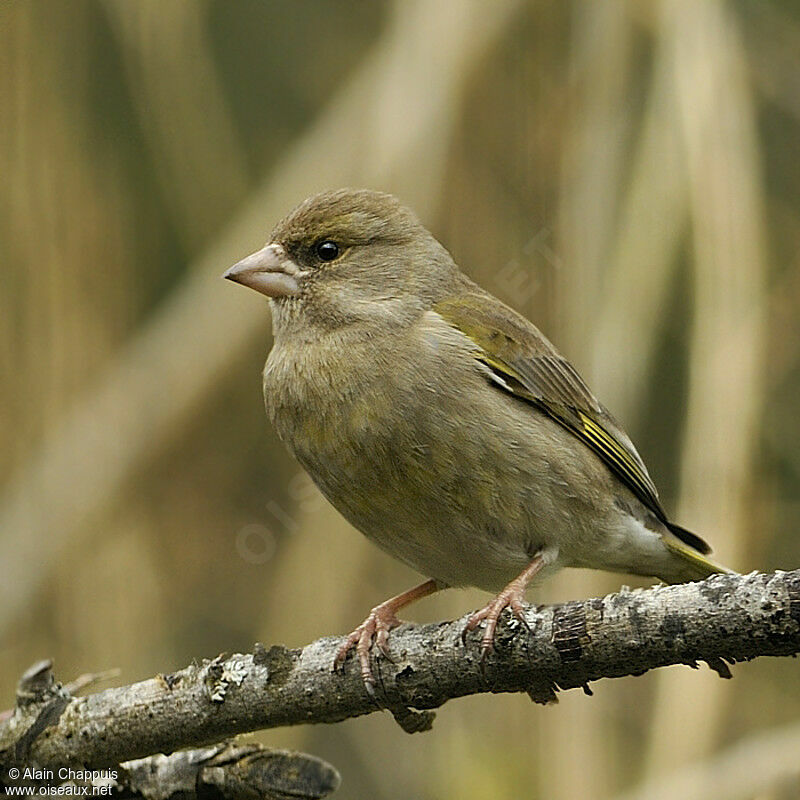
[2,0,799,797]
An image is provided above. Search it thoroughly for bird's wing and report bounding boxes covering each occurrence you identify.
[434,291,680,535]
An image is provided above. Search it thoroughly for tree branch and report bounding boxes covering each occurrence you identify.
[121,744,340,800]
[1,570,798,774]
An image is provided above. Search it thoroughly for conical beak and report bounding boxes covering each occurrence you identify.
[223,243,301,298]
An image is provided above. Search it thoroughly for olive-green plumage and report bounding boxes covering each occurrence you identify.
[225,188,730,667]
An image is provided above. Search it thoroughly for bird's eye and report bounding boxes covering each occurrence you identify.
[315,240,340,262]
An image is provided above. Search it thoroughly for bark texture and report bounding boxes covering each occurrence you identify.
[1,570,798,774]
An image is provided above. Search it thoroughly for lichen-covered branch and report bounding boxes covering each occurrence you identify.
[1,570,798,774]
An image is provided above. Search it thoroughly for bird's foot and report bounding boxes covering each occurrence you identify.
[333,601,402,694]
[333,579,441,695]
[462,587,531,658]
[461,553,543,658]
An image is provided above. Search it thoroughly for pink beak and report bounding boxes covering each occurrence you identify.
[223,243,301,298]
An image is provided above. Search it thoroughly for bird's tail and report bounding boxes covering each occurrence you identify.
[660,527,734,583]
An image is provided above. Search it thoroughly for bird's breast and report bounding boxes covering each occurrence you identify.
[259,315,550,590]
[262,313,483,468]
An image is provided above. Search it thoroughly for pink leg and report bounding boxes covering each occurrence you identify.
[334,579,441,691]
[463,554,544,656]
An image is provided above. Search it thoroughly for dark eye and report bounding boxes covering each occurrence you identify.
[315,240,340,262]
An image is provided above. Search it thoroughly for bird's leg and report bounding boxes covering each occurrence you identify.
[334,579,441,692]
[462,553,544,656]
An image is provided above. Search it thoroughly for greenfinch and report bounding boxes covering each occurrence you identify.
[224,188,730,688]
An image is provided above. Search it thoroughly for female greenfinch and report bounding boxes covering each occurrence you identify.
[224,188,730,689]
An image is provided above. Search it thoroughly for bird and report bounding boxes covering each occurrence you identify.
[223,188,731,689]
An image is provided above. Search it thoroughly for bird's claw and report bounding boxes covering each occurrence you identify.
[333,604,402,693]
[462,591,531,659]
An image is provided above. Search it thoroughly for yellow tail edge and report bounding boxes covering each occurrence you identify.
[663,535,735,583]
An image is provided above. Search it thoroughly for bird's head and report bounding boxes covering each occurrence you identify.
[224,188,462,335]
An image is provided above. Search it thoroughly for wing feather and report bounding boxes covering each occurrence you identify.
[434,292,670,525]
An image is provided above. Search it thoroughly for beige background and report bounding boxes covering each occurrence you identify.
[1,2,799,798]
